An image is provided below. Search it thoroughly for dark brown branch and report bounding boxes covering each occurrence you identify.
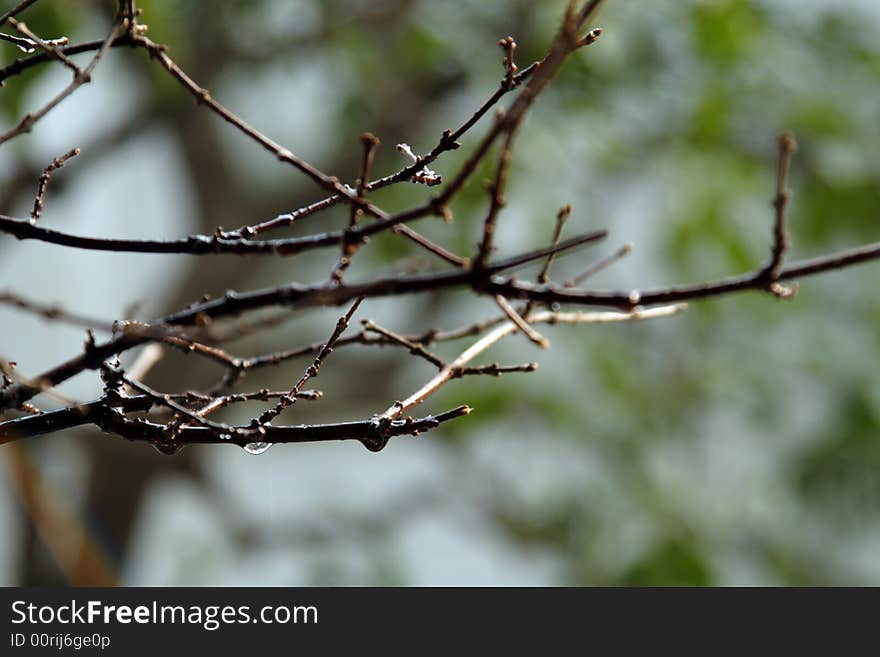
[469,34,548,272]
[0,396,471,451]
[0,232,607,411]
[490,240,880,309]
[0,212,382,256]
[478,230,609,275]
[389,225,468,267]
[0,219,603,272]
[0,357,79,408]
[157,234,880,327]
[158,231,608,325]
[29,147,79,223]
[758,132,799,297]
[3,231,879,416]
[0,0,40,28]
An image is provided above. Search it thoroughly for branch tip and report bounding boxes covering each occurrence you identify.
[576,27,603,48]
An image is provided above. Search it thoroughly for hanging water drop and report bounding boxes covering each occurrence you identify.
[243,441,272,455]
[152,440,182,455]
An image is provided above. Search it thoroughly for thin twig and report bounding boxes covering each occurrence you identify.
[564,242,633,287]
[331,133,380,283]
[119,372,225,431]
[473,125,518,270]
[0,290,113,332]
[374,302,684,427]
[7,18,75,72]
[494,294,549,348]
[129,33,386,220]
[523,204,571,317]
[193,388,321,418]
[29,147,79,223]
[251,296,364,427]
[456,362,537,377]
[759,131,798,297]
[499,36,518,90]
[0,0,40,27]
[361,319,445,368]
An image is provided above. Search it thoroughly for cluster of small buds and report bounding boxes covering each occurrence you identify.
[396,143,442,186]
[498,36,517,88]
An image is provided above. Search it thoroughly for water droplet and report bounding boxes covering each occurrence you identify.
[243,441,272,455]
[152,441,182,455]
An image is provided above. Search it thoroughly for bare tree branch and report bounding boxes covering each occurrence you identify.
[2,0,879,456]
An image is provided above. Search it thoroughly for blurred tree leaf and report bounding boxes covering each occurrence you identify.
[621,537,713,586]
